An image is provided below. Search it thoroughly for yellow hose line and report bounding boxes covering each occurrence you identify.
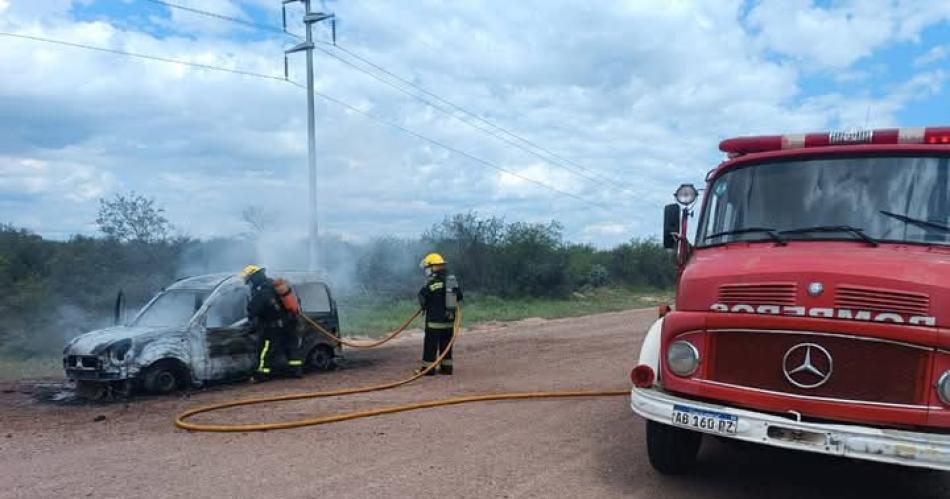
[175,306,629,433]
[302,309,422,348]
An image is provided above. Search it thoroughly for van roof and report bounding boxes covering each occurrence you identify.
[166,272,329,291]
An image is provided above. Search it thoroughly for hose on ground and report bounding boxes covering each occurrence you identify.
[174,306,629,433]
[302,308,421,348]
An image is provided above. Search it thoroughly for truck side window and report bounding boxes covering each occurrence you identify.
[206,287,249,328]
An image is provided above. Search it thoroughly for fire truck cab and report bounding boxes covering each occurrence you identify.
[630,126,950,474]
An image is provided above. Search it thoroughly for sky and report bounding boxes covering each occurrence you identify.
[0,0,948,248]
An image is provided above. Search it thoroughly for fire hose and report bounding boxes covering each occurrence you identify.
[174,305,629,433]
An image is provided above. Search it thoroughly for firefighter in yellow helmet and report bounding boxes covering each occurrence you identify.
[415,253,462,375]
[240,265,304,381]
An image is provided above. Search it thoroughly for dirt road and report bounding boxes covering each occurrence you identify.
[1,309,947,498]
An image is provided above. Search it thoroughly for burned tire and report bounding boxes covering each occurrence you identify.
[646,420,702,475]
[142,361,183,395]
[307,345,336,372]
[76,381,107,401]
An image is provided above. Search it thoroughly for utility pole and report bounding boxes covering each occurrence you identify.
[283,0,334,272]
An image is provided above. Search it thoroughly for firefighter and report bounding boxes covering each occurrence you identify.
[416,253,463,375]
[240,265,304,381]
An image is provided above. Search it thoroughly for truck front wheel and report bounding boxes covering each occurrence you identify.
[646,420,702,474]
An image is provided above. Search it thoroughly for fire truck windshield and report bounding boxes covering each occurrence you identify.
[698,156,950,247]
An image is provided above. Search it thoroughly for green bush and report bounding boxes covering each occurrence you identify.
[0,212,676,361]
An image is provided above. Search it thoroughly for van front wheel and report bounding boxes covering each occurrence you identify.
[646,420,702,475]
[142,361,183,395]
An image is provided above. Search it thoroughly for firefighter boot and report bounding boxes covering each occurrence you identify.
[439,359,453,375]
[288,359,305,379]
[415,363,437,376]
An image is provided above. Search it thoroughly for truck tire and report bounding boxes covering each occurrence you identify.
[142,361,183,395]
[646,420,702,475]
[307,345,336,372]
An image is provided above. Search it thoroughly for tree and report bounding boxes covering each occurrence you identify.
[240,206,278,236]
[424,212,506,292]
[95,192,172,243]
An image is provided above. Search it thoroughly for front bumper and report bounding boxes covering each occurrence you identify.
[63,355,130,382]
[64,368,124,381]
[631,386,950,471]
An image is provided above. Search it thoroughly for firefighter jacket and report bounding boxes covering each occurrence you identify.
[418,271,462,330]
[247,278,289,329]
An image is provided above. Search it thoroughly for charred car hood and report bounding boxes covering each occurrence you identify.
[678,242,950,328]
[64,325,184,356]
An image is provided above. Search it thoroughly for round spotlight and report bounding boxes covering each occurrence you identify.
[674,184,698,205]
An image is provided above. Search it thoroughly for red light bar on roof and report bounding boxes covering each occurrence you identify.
[720,126,950,156]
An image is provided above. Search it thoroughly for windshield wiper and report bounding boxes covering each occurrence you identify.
[705,227,787,246]
[879,210,950,233]
[779,225,878,247]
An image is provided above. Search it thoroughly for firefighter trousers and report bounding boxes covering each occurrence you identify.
[256,325,303,376]
[422,325,454,365]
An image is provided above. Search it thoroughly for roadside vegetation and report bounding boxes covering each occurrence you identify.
[340,287,671,338]
[0,193,675,380]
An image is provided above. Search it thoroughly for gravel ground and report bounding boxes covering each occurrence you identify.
[1,308,947,498]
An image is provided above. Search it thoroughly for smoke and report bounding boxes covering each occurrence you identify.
[1,302,114,359]
[174,225,427,298]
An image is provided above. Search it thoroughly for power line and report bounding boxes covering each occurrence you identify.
[311,44,616,190]
[286,81,609,209]
[143,0,301,38]
[140,0,634,190]
[0,31,606,209]
[332,44,635,189]
[0,32,290,83]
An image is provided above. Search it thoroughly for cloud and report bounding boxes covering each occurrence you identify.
[746,0,950,70]
[914,45,948,67]
[582,222,631,238]
[0,0,947,249]
[0,155,115,200]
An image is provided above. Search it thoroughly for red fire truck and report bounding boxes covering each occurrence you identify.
[630,126,950,474]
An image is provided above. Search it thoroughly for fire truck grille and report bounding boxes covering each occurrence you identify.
[835,286,930,316]
[717,282,797,306]
[706,330,929,406]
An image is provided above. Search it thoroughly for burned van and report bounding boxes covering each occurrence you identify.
[62,272,341,397]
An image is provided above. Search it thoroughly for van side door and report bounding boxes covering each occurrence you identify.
[296,282,340,355]
[202,285,257,381]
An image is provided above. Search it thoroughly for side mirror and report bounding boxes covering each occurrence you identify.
[663,204,681,249]
[113,290,126,325]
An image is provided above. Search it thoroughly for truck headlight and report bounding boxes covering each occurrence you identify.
[938,371,950,405]
[667,340,700,376]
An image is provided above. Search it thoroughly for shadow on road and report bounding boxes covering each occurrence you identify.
[597,414,949,499]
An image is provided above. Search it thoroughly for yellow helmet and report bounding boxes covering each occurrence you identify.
[240,264,264,282]
[420,252,446,268]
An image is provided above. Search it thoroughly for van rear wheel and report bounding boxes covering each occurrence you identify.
[307,345,336,372]
[646,420,702,475]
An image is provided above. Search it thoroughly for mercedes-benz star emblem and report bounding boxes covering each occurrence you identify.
[782,343,833,389]
[807,281,824,297]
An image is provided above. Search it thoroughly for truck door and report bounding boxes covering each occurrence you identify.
[202,285,256,381]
